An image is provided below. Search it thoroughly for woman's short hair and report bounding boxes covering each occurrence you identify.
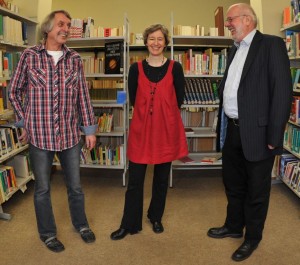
[143,24,170,46]
[41,10,71,41]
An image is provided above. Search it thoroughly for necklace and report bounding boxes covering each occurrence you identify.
[146,57,165,115]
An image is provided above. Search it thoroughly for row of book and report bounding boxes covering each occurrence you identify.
[173,25,231,37]
[80,144,124,166]
[81,56,105,74]
[173,5,228,38]
[0,50,21,79]
[80,41,124,75]
[0,1,19,14]
[285,30,300,58]
[0,124,24,157]
[180,108,217,128]
[283,0,300,26]
[0,14,28,46]
[129,33,143,45]
[291,68,300,93]
[186,138,214,152]
[69,17,124,38]
[290,96,300,124]
[0,152,32,203]
[89,79,124,89]
[284,123,300,153]
[94,108,124,128]
[277,153,300,194]
[89,88,123,101]
[184,78,220,105]
[174,48,227,76]
[130,55,147,65]
[0,151,32,204]
[0,165,17,204]
[96,112,113,133]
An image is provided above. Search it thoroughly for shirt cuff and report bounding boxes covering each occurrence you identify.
[80,124,97,135]
[15,119,24,128]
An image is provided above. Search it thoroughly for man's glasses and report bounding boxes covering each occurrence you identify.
[225,15,247,23]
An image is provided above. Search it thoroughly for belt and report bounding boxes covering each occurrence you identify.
[227,117,239,126]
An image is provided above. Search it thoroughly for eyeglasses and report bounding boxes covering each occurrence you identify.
[225,15,247,23]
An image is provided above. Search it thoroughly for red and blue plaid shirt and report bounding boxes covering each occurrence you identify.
[9,44,97,151]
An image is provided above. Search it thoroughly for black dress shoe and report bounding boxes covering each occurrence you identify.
[43,237,65,253]
[110,228,137,240]
[232,240,259,261]
[207,225,243,239]
[152,221,164,233]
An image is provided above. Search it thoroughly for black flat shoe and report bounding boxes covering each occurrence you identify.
[152,222,164,233]
[207,225,243,239]
[110,228,137,240]
[79,228,96,243]
[232,240,259,261]
[43,237,65,253]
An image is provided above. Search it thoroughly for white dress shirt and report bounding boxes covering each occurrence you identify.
[223,29,256,119]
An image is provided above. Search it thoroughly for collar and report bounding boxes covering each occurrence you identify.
[234,29,256,48]
[38,43,71,54]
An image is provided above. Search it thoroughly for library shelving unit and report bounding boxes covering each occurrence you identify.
[64,16,129,186]
[0,145,33,220]
[0,6,37,220]
[169,14,232,187]
[279,22,300,198]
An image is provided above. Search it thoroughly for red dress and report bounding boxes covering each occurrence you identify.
[127,60,188,164]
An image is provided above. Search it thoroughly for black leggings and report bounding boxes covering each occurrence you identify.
[120,161,171,231]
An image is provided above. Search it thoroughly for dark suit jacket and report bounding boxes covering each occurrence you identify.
[217,30,293,162]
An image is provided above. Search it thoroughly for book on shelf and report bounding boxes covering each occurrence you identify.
[283,161,298,183]
[178,156,196,164]
[117,91,126,104]
[184,127,194,135]
[104,41,124,74]
[292,0,300,22]
[0,123,23,149]
[201,155,222,163]
[214,6,224,36]
[21,21,28,45]
[0,165,17,194]
[134,33,143,45]
[0,14,3,41]
[0,173,5,203]
[293,69,300,92]
[6,153,31,178]
[290,96,300,123]
[279,153,298,178]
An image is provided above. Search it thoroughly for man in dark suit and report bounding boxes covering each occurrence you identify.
[207,3,292,262]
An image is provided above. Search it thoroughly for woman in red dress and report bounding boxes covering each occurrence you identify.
[111,24,188,240]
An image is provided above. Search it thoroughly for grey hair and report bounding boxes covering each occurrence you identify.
[41,10,71,41]
[229,3,258,27]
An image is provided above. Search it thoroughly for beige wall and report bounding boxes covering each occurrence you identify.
[251,0,290,36]
[51,0,249,34]
[12,0,39,19]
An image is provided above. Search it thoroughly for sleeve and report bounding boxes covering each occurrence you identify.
[267,37,293,147]
[172,61,185,107]
[76,56,97,135]
[128,62,139,106]
[8,50,29,127]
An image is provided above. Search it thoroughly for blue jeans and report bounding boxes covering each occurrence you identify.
[29,142,89,239]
